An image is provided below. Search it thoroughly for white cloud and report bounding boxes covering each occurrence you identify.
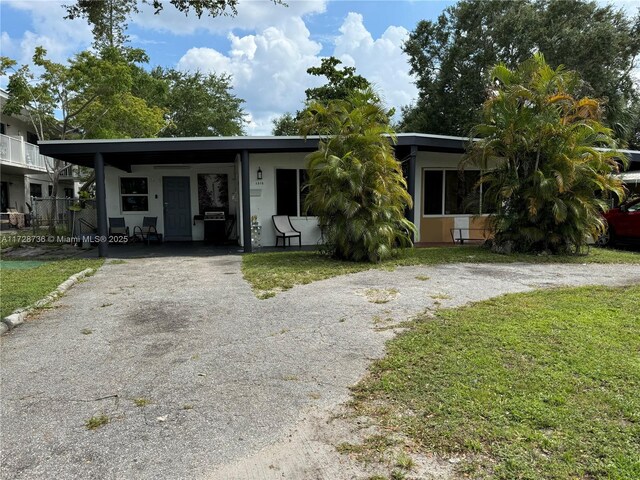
[176,11,417,134]
[2,1,419,136]
[333,13,417,112]
[177,15,324,134]
[1,0,92,65]
[132,0,327,36]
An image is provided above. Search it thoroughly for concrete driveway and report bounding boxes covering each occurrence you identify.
[1,255,638,479]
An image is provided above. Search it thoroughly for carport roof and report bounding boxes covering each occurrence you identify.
[37,133,471,170]
[38,133,639,171]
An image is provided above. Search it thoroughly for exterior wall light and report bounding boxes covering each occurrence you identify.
[257,167,263,180]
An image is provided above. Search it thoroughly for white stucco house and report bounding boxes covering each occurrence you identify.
[38,134,639,256]
[0,89,79,223]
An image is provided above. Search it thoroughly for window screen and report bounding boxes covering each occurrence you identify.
[423,170,443,215]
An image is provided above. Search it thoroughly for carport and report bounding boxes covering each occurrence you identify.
[39,136,321,257]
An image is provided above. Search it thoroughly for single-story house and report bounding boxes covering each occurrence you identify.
[38,134,640,257]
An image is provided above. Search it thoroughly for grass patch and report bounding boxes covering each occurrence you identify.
[256,291,276,300]
[352,285,640,479]
[0,258,103,318]
[366,288,399,304]
[0,229,61,249]
[429,293,451,300]
[133,397,151,407]
[337,435,398,464]
[242,246,639,295]
[85,414,109,430]
[108,259,127,265]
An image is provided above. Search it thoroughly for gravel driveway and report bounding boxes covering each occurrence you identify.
[1,255,638,479]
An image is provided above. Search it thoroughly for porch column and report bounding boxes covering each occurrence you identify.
[94,152,108,258]
[407,144,417,225]
[241,149,252,253]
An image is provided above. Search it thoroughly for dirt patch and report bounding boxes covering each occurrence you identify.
[209,404,456,480]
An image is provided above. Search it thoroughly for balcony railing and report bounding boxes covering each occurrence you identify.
[59,164,75,177]
[0,133,73,176]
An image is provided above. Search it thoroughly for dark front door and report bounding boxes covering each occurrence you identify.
[163,176,192,241]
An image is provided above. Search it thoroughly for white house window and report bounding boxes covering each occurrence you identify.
[423,169,490,216]
[276,169,313,216]
[120,177,149,212]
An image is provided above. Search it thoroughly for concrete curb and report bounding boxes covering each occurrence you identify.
[1,268,95,335]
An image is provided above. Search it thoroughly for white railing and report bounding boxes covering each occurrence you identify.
[0,133,63,174]
[24,141,49,170]
[59,164,75,177]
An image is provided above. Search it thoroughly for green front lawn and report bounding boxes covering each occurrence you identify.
[351,285,640,479]
[242,246,640,294]
[0,259,103,318]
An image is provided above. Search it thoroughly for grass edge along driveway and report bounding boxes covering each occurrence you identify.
[348,284,640,480]
[0,259,104,318]
[242,246,640,295]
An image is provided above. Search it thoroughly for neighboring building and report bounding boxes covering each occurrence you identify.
[0,89,78,216]
[39,135,640,256]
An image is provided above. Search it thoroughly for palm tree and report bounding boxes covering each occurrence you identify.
[465,53,627,254]
[300,88,415,262]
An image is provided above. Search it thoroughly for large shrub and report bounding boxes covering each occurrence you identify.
[465,54,627,254]
[300,89,416,262]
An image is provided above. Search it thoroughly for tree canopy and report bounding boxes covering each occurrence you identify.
[1,47,164,141]
[465,54,627,254]
[272,57,372,135]
[151,69,245,137]
[1,46,166,231]
[401,0,640,147]
[64,0,285,48]
[271,112,298,136]
[304,57,371,103]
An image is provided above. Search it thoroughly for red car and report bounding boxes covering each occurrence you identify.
[600,196,640,246]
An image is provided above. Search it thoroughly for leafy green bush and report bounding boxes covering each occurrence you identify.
[300,89,415,262]
[465,54,627,254]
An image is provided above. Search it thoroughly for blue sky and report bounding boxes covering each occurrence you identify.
[0,0,457,134]
[1,1,637,134]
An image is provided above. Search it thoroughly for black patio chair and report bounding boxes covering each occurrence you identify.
[272,215,301,248]
[109,217,129,242]
[133,216,161,244]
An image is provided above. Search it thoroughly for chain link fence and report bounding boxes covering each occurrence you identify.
[31,197,97,237]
